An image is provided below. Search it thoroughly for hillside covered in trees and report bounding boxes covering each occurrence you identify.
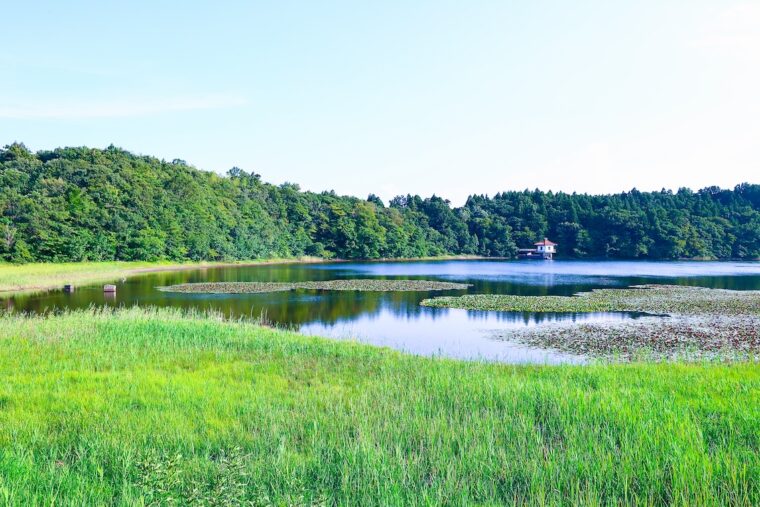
[1,143,758,263]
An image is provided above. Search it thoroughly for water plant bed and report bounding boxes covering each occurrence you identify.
[492,315,760,361]
[158,279,471,293]
[421,285,760,361]
[421,285,760,316]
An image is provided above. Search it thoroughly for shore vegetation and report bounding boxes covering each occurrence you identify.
[0,258,321,294]
[0,308,757,504]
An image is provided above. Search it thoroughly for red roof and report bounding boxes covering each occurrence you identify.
[534,238,557,246]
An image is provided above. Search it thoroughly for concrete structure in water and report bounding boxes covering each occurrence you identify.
[517,238,557,260]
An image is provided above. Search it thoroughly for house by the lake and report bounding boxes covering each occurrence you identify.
[517,238,557,260]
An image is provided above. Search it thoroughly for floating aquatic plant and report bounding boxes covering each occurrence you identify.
[422,285,760,361]
[159,279,471,294]
[490,315,760,362]
[421,285,760,316]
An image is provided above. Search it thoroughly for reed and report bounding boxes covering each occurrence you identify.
[0,308,756,505]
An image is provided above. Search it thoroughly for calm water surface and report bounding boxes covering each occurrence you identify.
[4,260,760,363]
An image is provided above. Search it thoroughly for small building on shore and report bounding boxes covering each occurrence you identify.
[517,238,557,260]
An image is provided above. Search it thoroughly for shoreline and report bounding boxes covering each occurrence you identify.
[0,255,490,295]
[0,257,327,295]
[3,255,757,296]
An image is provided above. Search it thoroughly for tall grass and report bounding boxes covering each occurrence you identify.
[0,308,757,505]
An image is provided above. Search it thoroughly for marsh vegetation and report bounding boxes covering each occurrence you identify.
[423,285,760,360]
[421,285,760,315]
[158,279,471,294]
[0,308,757,505]
[490,315,760,361]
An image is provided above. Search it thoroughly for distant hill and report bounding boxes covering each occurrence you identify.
[1,143,758,263]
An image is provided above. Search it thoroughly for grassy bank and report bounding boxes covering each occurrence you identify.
[0,258,323,294]
[0,256,484,295]
[0,308,757,504]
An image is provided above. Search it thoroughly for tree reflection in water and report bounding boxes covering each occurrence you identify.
[4,259,759,363]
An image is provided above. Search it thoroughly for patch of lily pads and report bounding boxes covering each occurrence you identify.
[420,285,760,316]
[491,315,760,362]
[422,285,760,362]
[158,279,471,294]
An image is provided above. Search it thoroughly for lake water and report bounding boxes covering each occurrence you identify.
[4,260,760,363]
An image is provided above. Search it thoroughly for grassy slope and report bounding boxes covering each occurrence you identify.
[0,309,757,505]
[0,258,323,294]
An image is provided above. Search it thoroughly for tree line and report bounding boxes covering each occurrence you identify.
[1,143,758,263]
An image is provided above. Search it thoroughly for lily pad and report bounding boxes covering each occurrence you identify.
[158,279,471,294]
[421,285,760,316]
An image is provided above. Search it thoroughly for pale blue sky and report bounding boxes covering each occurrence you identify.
[1,1,758,204]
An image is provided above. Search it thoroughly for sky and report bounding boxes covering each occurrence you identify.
[1,1,758,205]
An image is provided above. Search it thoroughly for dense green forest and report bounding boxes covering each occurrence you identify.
[1,143,758,263]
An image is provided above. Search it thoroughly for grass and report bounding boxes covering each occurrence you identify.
[420,285,760,316]
[0,308,757,505]
[158,280,471,294]
[0,258,323,294]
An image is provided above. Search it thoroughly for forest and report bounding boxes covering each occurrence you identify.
[1,142,758,263]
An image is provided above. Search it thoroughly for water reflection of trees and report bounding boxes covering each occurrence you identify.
[4,264,760,326]
[460,310,643,326]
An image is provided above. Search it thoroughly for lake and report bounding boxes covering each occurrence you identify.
[4,260,760,363]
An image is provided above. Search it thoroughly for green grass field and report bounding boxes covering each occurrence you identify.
[0,308,757,505]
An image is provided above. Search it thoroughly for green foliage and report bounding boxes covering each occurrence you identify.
[1,143,758,262]
[0,308,757,504]
[137,448,256,506]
